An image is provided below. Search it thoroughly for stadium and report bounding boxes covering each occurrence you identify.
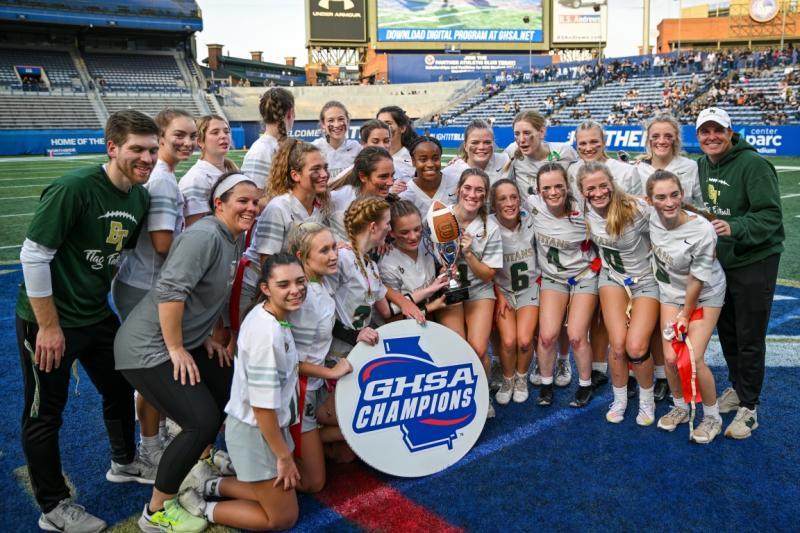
[1,0,798,531]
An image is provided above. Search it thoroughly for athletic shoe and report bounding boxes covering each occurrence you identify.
[512,375,529,403]
[105,454,157,485]
[554,359,572,387]
[490,363,503,391]
[487,399,496,419]
[636,400,656,426]
[495,377,513,405]
[691,416,722,444]
[606,400,627,424]
[138,500,207,533]
[653,378,670,402]
[569,385,593,408]
[724,406,758,439]
[179,460,218,494]
[529,364,543,386]
[207,447,236,476]
[657,405,689,432]
[537,383,553,407]
[39,499,106,533]
[717,387,740,414]
[591,369,608,389]
[626,375,637,399]
[139,442,165,469]
[178,488,207,518]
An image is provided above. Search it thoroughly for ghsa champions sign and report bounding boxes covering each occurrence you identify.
[336,321,489,477]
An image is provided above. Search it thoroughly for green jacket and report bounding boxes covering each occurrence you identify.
[697,133,784,270]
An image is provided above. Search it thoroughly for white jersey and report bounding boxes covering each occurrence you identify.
[378,246,437,314]
[179,159,224,218]
[490,211,539,293]
[569,158,643,201]
[456,215,503,294]
[312,138,361,180]
[526,194,597,282]
[636,156,704,208]
[442,152,510,186]
[399,173,459,219]
[116,159,184,290]
[586,199,653,281]
[392,146,416,183]
[327,247,387,331]
[288,280,335,391]
[226,305,299,429]
[328,185,357,241]
[504,141,578,197]
[649,211,726,306]
[243,193,325,287]
[240,133,279,190]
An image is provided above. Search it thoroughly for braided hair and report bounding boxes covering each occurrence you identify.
[258,88,295,140]
[344,197,390,297]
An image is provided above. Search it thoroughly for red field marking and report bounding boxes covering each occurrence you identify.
[315,462,463,532]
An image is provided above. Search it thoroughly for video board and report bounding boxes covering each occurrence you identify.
[306,0,368,45]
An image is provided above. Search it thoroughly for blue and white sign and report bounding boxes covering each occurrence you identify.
[336,320,488,477]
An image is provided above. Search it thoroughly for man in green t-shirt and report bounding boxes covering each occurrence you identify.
[16,110,159,532]
[696,107,784,441]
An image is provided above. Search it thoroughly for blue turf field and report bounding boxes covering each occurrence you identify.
[1,266,798,531]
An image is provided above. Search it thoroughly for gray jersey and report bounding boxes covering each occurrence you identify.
[586,198,653,280]
[649,212,726,306]
[379,245,437,315]
[326,247,387,331]
[569,157,643,201]
[636,156,704,208]
[442,153,510,187]
[240,134,279,190]
[456,215,503,294]
[392,147,416,183]
[328,185,357,241]
[179,159,224,218]
[504,141,578,197]
[288,280,335,391]
[490,210,539,293]
[526,194,597,282]
[399,173,459,218]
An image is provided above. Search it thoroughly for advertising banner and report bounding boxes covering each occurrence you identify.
[336,321,488,477]
[388,53,552,84]
[552,2,606,44]
[307,0,367,43]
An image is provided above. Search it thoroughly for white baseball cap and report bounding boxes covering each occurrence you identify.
[696,107,731,130]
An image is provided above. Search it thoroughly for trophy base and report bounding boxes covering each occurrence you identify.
[444,286,469,305]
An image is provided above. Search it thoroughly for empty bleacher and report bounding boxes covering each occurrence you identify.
[0,48,81,91]
[0,94,101,129]
[84,52,188,92]
[102,94,206,118]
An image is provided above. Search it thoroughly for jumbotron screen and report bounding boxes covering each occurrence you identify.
[376,0,543,45]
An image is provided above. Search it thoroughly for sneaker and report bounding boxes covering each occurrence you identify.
[178,488,207,518]
[495,377,513,405]
[487,399,496,419]
[139,443,165,469]
[39,499,106,533]
[207,447,235,476]
[724,406,758,439]
[106,454,157,485]
[626,375,637,399]
[555,359,572,387]
[636,401,656,426]
[657,405,689,432]
[653,378,670,402]
[179,460,218,494]
[138,500,208,533]
[569,385,593,408]
[529,364,543,386]
[606,400,627,424]
[537,383,553,407]
[512,375,529,403]
[691,416,722,444]
[489,363,504,391]
[718,387,740,414]
[591,369,608,389]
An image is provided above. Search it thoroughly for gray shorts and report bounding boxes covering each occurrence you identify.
[498,284,540,310]
[111,279,149,321]
[464,281,496,303]
[541,275,598,296]
[598,271,660,301]
[301,387,328,433]
[224,415,294,482]
[662,287,726,309]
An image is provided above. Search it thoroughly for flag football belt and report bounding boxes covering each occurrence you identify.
[663,308,704,442]
[606,269,640,326]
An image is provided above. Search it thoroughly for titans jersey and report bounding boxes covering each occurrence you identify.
[586,198,653,280]
[399,173,459,218]
[312,138,361,181]
[636,155,704,208]
[328,185,357,241]
[456,215,503,294]
[490,211,539,294]
[504,141,578,197]
[569,157,643,201]
[288,280,335,391]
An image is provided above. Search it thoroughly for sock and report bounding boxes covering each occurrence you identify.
[639,385,655,405]
[613,386,628,406]
[703,402,721,420]
[146,505,163,517]
[204,501,217,523]
[578,378,592,388]
[540,375,554,385]
[673,397,688,410]
[204,477,223,498]
[515,371,527,380]
[654,365,666,379]
[558,352,569,361]
[592,362,608,374]
[140,434,162,454]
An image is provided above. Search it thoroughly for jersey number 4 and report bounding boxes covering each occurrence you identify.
[546,247,567,272]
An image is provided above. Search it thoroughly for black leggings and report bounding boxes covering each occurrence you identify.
[122,346,233,494]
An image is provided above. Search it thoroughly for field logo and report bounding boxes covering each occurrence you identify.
[352,335,477,452]
[336,320,488,477]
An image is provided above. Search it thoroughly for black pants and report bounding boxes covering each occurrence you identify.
[121,346,233,495]
[17,315,136,513]
[717,254,781,409]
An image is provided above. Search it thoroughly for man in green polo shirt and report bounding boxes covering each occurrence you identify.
[16,110,158,532]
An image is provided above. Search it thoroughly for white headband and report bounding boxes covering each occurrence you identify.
[213,174,253,200]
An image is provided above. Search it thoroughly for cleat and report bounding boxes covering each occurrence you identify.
[653,378,670,402]
[537,383,553,407]
[657,405,689,432]
[569,385,593,408]
[591,369,608,389]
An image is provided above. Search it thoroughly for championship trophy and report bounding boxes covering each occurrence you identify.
[426,200,469,304]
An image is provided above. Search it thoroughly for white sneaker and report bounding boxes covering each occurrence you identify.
[691,416,722,444]
[105,454,157,485]
[512,375,529,403]
[495,377,513,405]
[555,358,572,387]
[179,459,218,494]
[717,387,740,414]
[529,364,542,386]
[636,401,656,426]
[606,400,627,424]
[657,405,689,432]
[39,499,106,533]
[725,406,758,439]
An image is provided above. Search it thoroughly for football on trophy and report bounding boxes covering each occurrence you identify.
[427,201,459,243]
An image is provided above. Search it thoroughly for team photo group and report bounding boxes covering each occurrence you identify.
[16,86,784,532]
